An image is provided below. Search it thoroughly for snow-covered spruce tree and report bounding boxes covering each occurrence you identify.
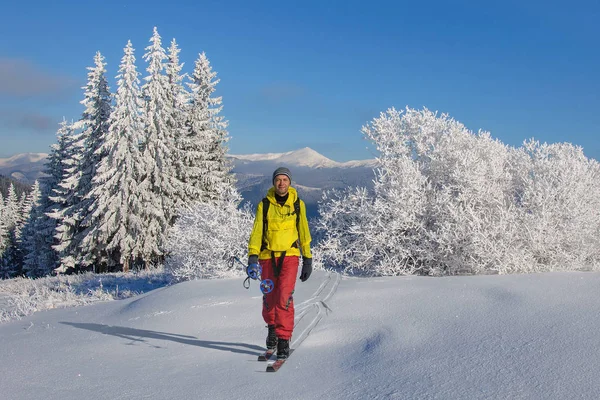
[0,193,7,261]
[48,121,83,271]
[79,40,146,272]
[508,140,600,273]
[138,27,180,265]
[165,39,190,213]
[165,187,254,280]
[53,52,112,272]
[37,120,76,275]
[181,52,234,204]
[8,185,39,274]
[0,184,22,277]
[20,181,49,277]
[18,186,35,234]
[166,39,187,114]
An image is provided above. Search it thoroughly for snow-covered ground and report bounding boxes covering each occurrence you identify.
[1,270,600,399]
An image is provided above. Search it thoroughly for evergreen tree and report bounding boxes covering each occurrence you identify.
[166,38,189,212]
[49,121,83,270]
[8,189,35,274]
[166,39,187,123]
[0,193,7,260]
[43,120,76,199]
[183,52,233,203]
[81,40,145,272]
[138,27,179,265]
[1,184,21,277]
[15,191,28,241]
[21,181,48,277]
[3,185,20,238]
[39,120,76,273]
[53,52,112,271]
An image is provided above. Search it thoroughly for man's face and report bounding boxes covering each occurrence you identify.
[274,175,290,196]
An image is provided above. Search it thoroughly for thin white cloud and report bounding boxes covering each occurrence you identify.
[0,109,57,134]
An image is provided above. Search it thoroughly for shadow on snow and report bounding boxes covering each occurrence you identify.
[60,321,263,356]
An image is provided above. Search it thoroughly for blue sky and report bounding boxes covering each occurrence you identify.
[0,0,598,162]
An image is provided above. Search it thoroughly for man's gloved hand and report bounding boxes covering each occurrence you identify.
[248,255,258,267]
[299,257,312,282]
[246,255,260,280]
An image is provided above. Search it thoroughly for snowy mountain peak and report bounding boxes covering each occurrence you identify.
[230,147,348,168]
[276,147,338,168]
[0,152,48,168]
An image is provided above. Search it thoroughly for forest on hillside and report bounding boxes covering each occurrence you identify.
[0,175,31,199]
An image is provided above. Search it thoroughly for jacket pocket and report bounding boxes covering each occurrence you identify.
[266,217,298,251]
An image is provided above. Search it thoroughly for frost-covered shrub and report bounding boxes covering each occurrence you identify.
[316,172,427,276]
[0,267,170,323]
[315,107,600,276]
[508,140,600,273]
[165,189,254,281]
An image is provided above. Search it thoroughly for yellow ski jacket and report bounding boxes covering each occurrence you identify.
[248,186,312,259]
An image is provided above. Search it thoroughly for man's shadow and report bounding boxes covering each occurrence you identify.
[60,322,263,356]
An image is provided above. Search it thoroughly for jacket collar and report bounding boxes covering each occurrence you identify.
[266,186,298,206]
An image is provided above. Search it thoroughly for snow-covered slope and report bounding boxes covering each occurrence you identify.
[1,270,600,399]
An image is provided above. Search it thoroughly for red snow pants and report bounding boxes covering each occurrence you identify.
[259,255,299,340]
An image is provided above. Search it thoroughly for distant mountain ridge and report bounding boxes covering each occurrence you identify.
[0,153,48,184]
[0,148,379,218]
[230,147,378,218]
[229,147,377,169]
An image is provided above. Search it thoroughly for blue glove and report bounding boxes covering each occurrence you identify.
[246,255,260,280]
[300,257,312,282]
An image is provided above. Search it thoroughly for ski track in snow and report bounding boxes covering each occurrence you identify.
[291,271,340,351]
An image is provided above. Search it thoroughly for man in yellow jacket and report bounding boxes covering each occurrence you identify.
[247,167,312,360]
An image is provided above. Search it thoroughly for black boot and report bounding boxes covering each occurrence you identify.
[266,325,277,350]
[277,338,290,360]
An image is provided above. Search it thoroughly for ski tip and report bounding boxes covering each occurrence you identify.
[264,349,294,371]
[266,364,280,372]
